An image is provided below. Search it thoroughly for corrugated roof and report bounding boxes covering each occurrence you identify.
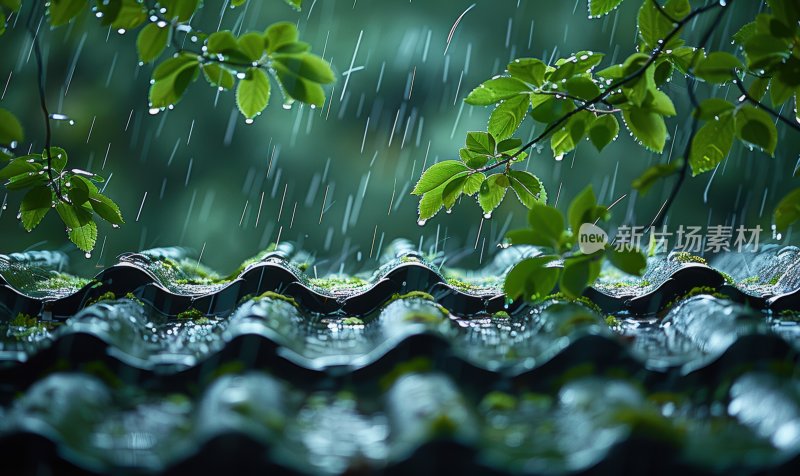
[2,242,800,475]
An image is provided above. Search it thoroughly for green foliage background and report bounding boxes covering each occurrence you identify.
[0,0,797,274]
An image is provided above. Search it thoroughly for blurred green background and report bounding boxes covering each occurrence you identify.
[0,0,797,276]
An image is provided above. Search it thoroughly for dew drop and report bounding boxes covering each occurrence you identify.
[483,212,492,219]
[555,154,565,161]
[245,118,254,125]
[149,107,160,115]
[417,219,427,226]
[84,252,92,259]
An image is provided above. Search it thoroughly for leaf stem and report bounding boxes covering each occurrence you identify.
[26,0,65,202]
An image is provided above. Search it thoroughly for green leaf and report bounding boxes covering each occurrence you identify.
[0,155,39,180]
[507,58,546,86]
[20,185,52,232]
[637,0,690,49]
[775,188,800,232]
[463,173,485,196]
[669,46,704,74]
[136,23,169,64]
[694,98,735,120]
[488,95,529,140]
[732,22,756,45]
[689,112,734,175]
[632,160,683,195]
[273,63,326,107]
[236,68,271,119]
[459,148,490,169]
[549,51,605,82]
[465,131,495,155]
[441,172,470,209]
[231,0,247,6]
[694,52,743,83]
[464,77,529,106]
[412,160,469,195]
[202,63,235,90]
[749,77,770,101]
[565,76,601,100]
[734,106,778,156]
[67,176,91,205]
[0,108,23,145]
[207,31,241,55]
[496,138,522,153]
[161,0,199,22]
[478,174,509,215]
[272,53,335,84]
[508,170,545,208]
[283,0,302,11]
[44,147,68,174]
[625,64,655,107]
[526,203,565,249]
[622,107,667,152]
[103,0,146,30]
[69,218,98,252]
[48,0,87,27]
[607,247,647,276]
[530,96,575,124]
[743,34,791,70]
[264,22,299,54]
[769,76,794,107]
[551,110,593,157]
[559,257,592,299]
[588,115,619,152]
[418,186,444,221]
[653,59,673,85]
[238,31,266,62]
[0,0,21,12]
[643,89,676,116]
[55,202,91,228]
[149,56,200,108]
[568,185,597,234]
[153,54,199,80]
[588,0,623,17]
[504,255,561,302]
[89,192,124,225]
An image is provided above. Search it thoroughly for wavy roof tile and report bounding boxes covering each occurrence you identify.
[2,241,800,474]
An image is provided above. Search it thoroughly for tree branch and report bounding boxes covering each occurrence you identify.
[733,75,800,133]
[475,1,727,175]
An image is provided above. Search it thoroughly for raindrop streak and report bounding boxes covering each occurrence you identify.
[445,3,477,55]
[340,30,364,102]
[135,192,148,222]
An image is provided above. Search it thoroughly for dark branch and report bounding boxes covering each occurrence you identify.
[26,0,65,201]
[650,0,679,24]
[733,75,800,133]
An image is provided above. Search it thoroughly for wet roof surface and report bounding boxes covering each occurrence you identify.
[2,242,800,475]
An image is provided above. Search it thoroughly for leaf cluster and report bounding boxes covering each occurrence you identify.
[503,186,646,302]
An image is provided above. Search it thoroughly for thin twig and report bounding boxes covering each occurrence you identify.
[26,0,65,201]
[650,0,679,24]
[733,75,800,133]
